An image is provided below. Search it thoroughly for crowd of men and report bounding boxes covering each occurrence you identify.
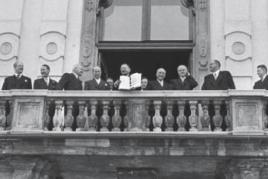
[1,60,268,91]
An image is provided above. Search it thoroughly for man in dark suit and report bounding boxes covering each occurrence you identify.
[253,64,268,89]
[2,61,32,90]
[57,64,83,90]
[147,68,170,90]
[171,65,198,90]
[85,66,108,90]
[34,64,58,90]
[201,60,235,90]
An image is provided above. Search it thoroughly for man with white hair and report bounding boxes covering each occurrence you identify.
[2,61,32,90]
[85,66,108,90]
[147,68,170,90]
[57,64,83,90]
[170,65,198,90]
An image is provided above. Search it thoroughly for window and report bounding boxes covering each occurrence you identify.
[99,0,192,41]
[97,0,194,80]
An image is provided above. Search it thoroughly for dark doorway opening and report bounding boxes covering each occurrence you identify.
[100,50,192,81]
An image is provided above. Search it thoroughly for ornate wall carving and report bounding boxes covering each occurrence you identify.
[0,33,19,61]
[39,31,66,62]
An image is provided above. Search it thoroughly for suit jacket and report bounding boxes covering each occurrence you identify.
[171,75,198,90]
[147,80,170,90]
[253,76,268,90]
[201,71,235,90]
[34,78,58,90]
[85,79,108,90]
[57,73,82,90]
[2,75,32,90]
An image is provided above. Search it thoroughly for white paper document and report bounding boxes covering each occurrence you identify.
[118,73,141,90]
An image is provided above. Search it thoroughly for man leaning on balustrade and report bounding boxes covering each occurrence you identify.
[170,65,198,90]
[147,68,171,90]
[57,64,83,90]
[84,66,109,90]
[201,60,235,90]
[34,64,58,90]
[2,61,32,90]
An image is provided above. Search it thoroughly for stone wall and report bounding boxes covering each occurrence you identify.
[210,0,268,89]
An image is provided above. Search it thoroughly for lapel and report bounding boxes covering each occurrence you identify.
[41,78,49,88]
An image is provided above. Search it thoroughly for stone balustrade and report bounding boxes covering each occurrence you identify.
[0,90,267,135]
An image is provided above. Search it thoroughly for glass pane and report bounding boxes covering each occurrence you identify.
[150,0,191,40]
[102,0,143,41]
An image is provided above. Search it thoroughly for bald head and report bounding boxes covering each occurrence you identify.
[156,68,166,81]
[73,64,83,76]
[177,65,188,77]
[13,61,24,75]
[93,66,101,79]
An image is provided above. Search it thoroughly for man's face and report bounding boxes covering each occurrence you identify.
[106,79,114,89]
[93,68,101,79]
[41,66,49,78]
[120,65,130,75]
[141,78,148,89]
[14,63,23,74]
[177,66,187,77]
[209,61,218,73]
[156,69,166,81]
[257,67,266,78]
[75,66,83,76]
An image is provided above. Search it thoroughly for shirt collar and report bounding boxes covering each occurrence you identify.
[262,74,267,81]
[72,72,79,79]
[14,73,22,78]
[157,79,164,86]
[95,78,101,84]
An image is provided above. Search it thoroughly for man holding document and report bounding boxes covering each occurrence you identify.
[114,63,142,90]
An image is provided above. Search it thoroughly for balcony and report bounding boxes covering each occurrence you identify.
[0,90,267,135]
[1,90,268,179]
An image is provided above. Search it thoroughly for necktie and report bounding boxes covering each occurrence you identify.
[213,73,217,79]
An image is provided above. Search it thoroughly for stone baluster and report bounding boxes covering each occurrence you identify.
[64,101,74,131]
[212,100,223,132]
[153,100,163,132]
[165,100,174,131]
[6,100,13,130]
[224,100,232,131]
[0,100,6,131]
[100,100,110,132]
[189,101,198,131]
[145,101,152,131]
[112,100,122,131]
[76,101,88,131]
[43,100,50,131]
[53,101,64,131]
[88,100,98,132]
[123,101,128,131]
[200,100,210,131]
[177,101,187,131]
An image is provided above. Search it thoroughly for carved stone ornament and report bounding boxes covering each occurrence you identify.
[46,42,58,55]
[232,41,246,55]
[0,33,19,61]
[0,42,12,55]
[40,32,66,62]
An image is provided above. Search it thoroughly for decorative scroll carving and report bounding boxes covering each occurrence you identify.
[0,33,20,61]
[40,32,66,62]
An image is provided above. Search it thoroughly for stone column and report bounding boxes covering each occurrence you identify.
[225,159,264,179]
[18,0,43,79]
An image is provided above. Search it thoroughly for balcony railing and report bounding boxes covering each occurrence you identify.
[0,90,267,135]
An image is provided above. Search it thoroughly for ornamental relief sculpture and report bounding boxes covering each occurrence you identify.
[0,33,20,61]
